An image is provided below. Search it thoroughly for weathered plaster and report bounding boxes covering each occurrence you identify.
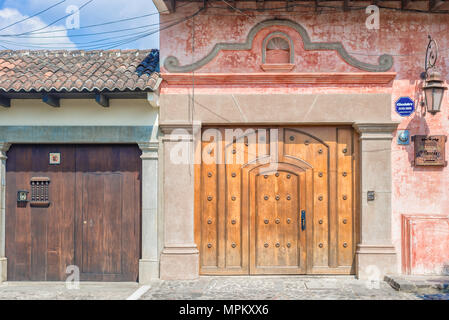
[402,215,449,275]
[160,3,449,79]
[164,19,393,73]
[391,80,449,274]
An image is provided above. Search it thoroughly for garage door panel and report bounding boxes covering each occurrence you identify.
[6,144,141,281]
[80,173,122,276]
[6,145,76,281]
[75,145,140,281]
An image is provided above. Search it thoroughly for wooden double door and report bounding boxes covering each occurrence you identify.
[195,127,359,275]
[6,145,141,281]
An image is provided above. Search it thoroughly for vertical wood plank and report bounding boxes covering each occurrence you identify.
[337,128,354,267]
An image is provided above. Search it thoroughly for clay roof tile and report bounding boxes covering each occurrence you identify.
[0,49,159,93]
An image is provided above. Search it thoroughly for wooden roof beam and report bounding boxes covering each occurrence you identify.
[0,95,10,108]
[42,93,60,108]
[95,93,109,108]
[401,0,411,9]
[430,0,445,11]
[164,0,176,13]
[152,0,175,14]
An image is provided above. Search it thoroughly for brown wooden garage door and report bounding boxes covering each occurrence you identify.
[195,127,359,275]
[6,145,141,281]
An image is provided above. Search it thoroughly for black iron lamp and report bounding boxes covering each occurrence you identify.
[423,71,447,114]
[421,36,447,115]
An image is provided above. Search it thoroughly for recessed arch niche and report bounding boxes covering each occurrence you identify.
[261,31,295,72]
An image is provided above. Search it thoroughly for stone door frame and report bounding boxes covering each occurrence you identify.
[158,90,399,280]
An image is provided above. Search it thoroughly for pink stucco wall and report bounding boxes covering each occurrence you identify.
[160,2,449,274]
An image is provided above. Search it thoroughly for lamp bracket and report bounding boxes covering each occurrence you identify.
[421,35,438,80]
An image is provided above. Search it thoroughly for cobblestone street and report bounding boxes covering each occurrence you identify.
[1,276,446,300]
[142,276,422,300]
[0,282,140,300]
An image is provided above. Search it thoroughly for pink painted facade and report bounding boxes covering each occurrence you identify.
[159,1,449,275]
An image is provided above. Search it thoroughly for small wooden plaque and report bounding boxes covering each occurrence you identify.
[413,135,447,166]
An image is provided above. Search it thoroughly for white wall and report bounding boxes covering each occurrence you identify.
[0,99,157,126]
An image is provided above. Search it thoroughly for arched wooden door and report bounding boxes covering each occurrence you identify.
[195,126,358,275]
[246,162,311,274]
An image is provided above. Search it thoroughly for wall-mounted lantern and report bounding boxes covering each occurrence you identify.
[420,36,447,115]
[423,72,447,115]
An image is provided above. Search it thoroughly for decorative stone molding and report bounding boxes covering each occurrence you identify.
[0,126,153,144]
[353,122,400,140]
[262,31,294,64]
[164,19,394,73]
[160,123,196,134]
[159,122,202,144]
[0,143,11,160]
[138,141,159,160]
[162,244,200,255]
[162,72,397,86]
[260,64,295,72]
[356,244,397,254]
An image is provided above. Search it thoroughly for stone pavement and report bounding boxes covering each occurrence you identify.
[0,281,140,300]
[385,274,449,293]
[142,276,422,300]
[0,276,443,300]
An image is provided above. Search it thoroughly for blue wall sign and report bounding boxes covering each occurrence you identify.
[395,97,415,117]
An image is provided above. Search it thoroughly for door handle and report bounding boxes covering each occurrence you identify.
[301,210,306,231]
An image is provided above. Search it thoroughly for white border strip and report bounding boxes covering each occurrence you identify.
[126,285,151,300]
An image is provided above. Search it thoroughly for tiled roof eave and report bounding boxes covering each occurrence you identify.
[0,49,160,93]
[0,84,157,93]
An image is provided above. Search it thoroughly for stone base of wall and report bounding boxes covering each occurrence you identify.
[356,244,397,280]
[0,257,6,283]
[139,259,160,284]
[159,245,199,280]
